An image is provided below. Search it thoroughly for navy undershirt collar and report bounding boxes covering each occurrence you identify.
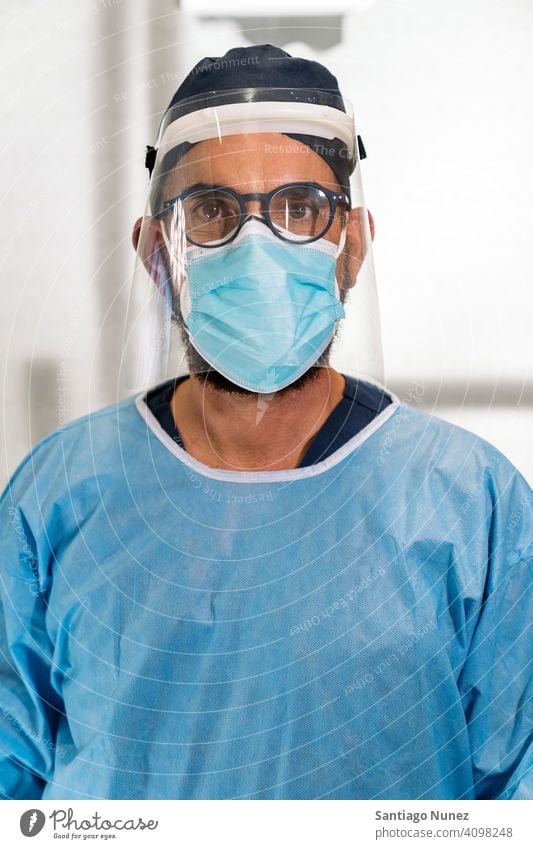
[145,375,392,468]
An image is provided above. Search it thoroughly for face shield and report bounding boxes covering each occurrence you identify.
[121,88,383,396]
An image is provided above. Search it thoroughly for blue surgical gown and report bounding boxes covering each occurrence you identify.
[0,387,531,799]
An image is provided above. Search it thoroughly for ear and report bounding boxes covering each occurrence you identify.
[368,209,375,241]
[131,215,172,292]
[132,216,143,251]
[336,207,374,289]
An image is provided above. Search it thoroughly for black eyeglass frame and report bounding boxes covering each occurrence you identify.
[154,182,351,248]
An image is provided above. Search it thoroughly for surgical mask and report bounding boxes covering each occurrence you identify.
[176,219,346,394]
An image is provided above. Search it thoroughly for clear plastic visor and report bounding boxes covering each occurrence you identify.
[120,89,383,396]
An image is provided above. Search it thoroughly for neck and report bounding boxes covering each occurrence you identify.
[170,368,346,471]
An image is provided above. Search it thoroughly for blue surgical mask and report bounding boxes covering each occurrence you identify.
[180,219,346,394]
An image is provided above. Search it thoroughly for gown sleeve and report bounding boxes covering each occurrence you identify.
[457,465,533,800]
[0,479,62,799]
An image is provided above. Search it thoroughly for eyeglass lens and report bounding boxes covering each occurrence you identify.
[174,186,336,245]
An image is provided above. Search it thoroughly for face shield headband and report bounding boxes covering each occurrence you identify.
[145,91,363,215]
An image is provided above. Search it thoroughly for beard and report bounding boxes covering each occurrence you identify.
[181,337,336,397]
[167,251,350,398]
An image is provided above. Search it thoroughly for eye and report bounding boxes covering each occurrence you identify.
[198,200,221,220]
[182,190,241,245]
[187,192,238,224]
[286,200,319,219]
[270,187,327,226]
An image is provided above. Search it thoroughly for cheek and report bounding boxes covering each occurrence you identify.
[336,253,354,297]
[340,217,369,286]
[338,245,367,291]
[349,219,366,262]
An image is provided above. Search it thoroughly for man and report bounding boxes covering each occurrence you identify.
[0,45,531,800]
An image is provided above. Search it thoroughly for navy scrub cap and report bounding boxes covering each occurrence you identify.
[147,44,362,204]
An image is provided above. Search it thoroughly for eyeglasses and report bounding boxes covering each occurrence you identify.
[154,182,350,248]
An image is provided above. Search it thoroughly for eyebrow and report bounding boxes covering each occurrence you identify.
[167,182,236,197]
[182,182,225,192]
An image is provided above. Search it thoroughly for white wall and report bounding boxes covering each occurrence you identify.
[1,0,531,484]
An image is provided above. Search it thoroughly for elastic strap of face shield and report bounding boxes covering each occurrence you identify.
[145,145,157,176]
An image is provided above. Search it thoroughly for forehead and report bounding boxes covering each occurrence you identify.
[162,132,340,196]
